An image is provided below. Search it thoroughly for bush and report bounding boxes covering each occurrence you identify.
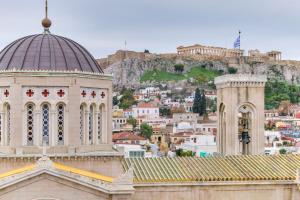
[175,149,194,157]
[228,67,238,74]
[174,64,184,73]
[279,148,287,154]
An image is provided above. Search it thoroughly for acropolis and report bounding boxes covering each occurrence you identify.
[177,44,282,62]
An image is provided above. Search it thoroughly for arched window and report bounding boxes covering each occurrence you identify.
[57,104,64,145]
[80,105,84,145]
[42,104,50,145]
[88,105,94,144]
[27,104,34,146]
[98,104,104,144]
[238,105,253,155]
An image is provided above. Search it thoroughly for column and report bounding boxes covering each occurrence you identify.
[68,80,81,146]
[9,83,22,147]
[95,111,100,144]
[85,109,90,145]
[34,110,41,146]
[0,112,4,146]
[50,108,56,146]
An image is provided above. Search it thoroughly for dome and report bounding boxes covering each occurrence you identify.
[0,34,103,73]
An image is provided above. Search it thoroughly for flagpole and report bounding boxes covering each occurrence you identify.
[239,30,241,50]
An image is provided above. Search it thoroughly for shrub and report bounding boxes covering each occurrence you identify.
[174,64,184,73]
[228,67,238,74]
[279,148,287,154]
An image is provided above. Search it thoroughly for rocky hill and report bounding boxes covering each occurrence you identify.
[101,51,300,90]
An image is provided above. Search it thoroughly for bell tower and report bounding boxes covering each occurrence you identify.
[215,74,267,155]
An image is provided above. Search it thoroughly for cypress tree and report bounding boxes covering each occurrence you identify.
[200,90,207,116]
[193,88,202,115]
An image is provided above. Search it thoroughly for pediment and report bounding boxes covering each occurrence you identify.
[0,173,110,200]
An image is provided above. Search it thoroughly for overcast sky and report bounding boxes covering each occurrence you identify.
[0,0,300,59]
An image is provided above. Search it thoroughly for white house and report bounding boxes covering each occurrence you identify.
[180,135,217,157]
[132,102,159,119]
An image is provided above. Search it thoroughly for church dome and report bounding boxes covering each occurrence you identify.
[0,34,103,73]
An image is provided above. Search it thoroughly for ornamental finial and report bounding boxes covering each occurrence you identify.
[42,0,52,33]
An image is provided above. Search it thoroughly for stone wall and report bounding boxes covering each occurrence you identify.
[132,182,300,200]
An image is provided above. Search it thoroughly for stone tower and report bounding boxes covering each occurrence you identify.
[215,74,267,155]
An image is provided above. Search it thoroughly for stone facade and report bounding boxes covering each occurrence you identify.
[215,74,267,155]
[0,70,113,155]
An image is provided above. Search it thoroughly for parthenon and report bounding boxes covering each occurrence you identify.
[177,44,244,58]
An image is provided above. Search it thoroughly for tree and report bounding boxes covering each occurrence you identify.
[113,96,119,106]
[144,49,150,53]
[140,123,153,139]
[200,90,207,115]
[160,107,171,117]
[174,64,184,73]
[193,88,206,116]
[127,117,137,131]
[193,88,201,115]
[119,88,137,109]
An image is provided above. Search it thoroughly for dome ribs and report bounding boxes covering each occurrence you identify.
[64,37,103,73]
[5,35,33,70]
[0,36,27,65]
[59,36,83,72]
[0,34,104,73]
[52,34,68,71]
[20,35,41,70]
[35,34,46,70]
[62,37,96,73]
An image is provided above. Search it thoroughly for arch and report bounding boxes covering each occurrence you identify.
[237,103,256,155]
[56,103,65,145]
[41,103,50,146]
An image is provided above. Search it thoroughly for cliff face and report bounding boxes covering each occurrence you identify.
[103,53,300,89]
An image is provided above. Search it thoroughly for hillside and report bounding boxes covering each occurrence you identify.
[103,51,300,90]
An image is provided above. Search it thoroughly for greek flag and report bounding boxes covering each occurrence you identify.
[233,35,240,49]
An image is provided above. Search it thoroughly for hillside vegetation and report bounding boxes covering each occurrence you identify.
[140,66,221,83]
[265,78,300,109]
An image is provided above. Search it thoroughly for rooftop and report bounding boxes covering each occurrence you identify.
[123,154,300,184]
[113,132,147,141]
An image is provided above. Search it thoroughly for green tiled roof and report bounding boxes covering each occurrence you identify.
[123,155,300,183]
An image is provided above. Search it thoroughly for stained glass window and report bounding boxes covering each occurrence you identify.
[42,104,49,145]
[57,104,64,145]
[27,104,34,146]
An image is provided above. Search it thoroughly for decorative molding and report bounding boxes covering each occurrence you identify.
[0,70,112,80]
[214,74,267,88]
